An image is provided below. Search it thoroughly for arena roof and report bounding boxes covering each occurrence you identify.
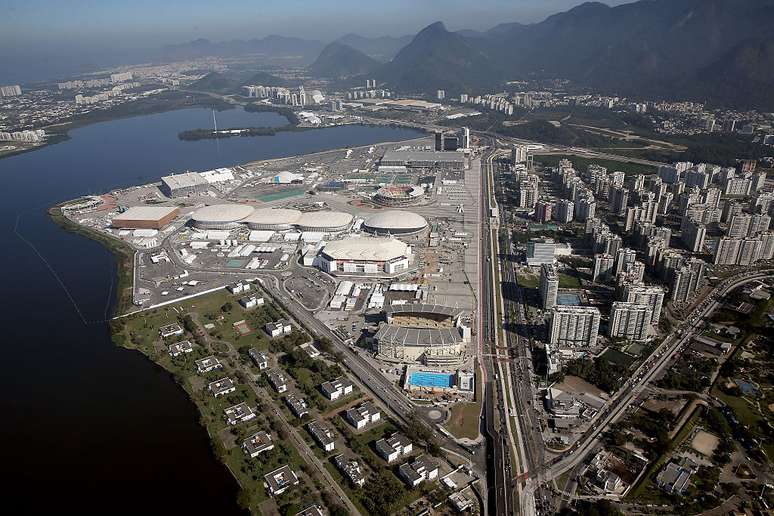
[374,324,463,347]
[242,208,302,226]
[364,210,428,232]
[296,211,353,229]
[383,304,463,319]
[113,206,179,222]
[321,237,408,262]
[191,204,254,223]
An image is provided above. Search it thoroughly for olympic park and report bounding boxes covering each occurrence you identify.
[188,204,429,275]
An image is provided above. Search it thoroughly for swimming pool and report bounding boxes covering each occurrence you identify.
[409,371,454,388]
[557,293,581,305]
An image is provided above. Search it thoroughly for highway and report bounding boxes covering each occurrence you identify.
[489,155,548,516]
[479,142,517,516]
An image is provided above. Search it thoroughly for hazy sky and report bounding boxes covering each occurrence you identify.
[1,0,633,50]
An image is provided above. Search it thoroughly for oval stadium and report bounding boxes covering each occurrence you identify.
[191,204,255,229]
[362,210,428,236]
[374,185,425,207]
[242,208,302,230]
[372,304,468,366]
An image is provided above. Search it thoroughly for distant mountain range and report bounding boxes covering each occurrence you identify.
[335,34,413,62]
[308,42,379,78]
[339,0,774,109]
[160,36,324,62]
[172,0,774,109]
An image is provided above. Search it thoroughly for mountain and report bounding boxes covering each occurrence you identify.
[372,0,774,109]
[375,22,503,95]
[308,42,379,78]
[335,34,413,61]
[160,35,324,63]
[478,0,774,108]
[241,71,291,88]
[188,72,241,94]
[189,70,293,95]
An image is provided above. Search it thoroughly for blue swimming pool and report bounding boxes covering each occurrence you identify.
[409,371,454,388]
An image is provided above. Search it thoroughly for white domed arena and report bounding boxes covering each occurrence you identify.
[362,210,428,236]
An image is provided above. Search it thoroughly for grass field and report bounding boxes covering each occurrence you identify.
[558,272,582,288]
[516,272,540,289]
[446,402,482,440]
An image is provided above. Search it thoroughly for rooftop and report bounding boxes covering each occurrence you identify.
[321,237,408,262]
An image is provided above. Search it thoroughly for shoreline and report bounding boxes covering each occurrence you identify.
[0,90,235,162]
[48,205,136,317]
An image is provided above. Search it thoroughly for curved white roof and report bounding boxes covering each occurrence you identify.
[364,210,428,231]
[322,237,408,261]
[191,204,254,223]
[296,211,353,229]
[242,208,302,226]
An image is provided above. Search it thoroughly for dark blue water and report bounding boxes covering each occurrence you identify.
[0,106,422,515]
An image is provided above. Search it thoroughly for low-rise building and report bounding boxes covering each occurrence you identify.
[248,348,269,370]
[375,433,413,463]
[239,295,264,309]
[196,355,223,374]
[307,421,336,452]
[300,342,321,358]
[264,465,299,496]
[208,377,236,397]
[656,459,696,495]
[346,402,381,429]
[295,505,326,516]
[266,319,293,337]
[266,369,288,393]
[398,455,439,487]
[224,402,256,425]
[242,430,274,458]
[320,376,354,400]
[159,323,184,338]
[228,281,251,294]
[168,340,193,357]
[334,454,366,487]
[285,394,309,418]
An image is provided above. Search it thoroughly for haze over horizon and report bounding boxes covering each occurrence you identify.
[0,0,632,82]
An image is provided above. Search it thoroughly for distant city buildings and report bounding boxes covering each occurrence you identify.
[0,84,22,97]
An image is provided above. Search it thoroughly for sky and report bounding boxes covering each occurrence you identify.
[0,0,633,49]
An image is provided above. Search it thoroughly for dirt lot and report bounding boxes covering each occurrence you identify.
[690,429,720,457]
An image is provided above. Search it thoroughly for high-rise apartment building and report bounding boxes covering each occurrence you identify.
[549,306,601,349]
[540,263,559,309]
[609,302,652,340]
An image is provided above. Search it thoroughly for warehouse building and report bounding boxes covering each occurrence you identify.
[318,237,411,275]
[111,206,180,229]
[160,172,209,197]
